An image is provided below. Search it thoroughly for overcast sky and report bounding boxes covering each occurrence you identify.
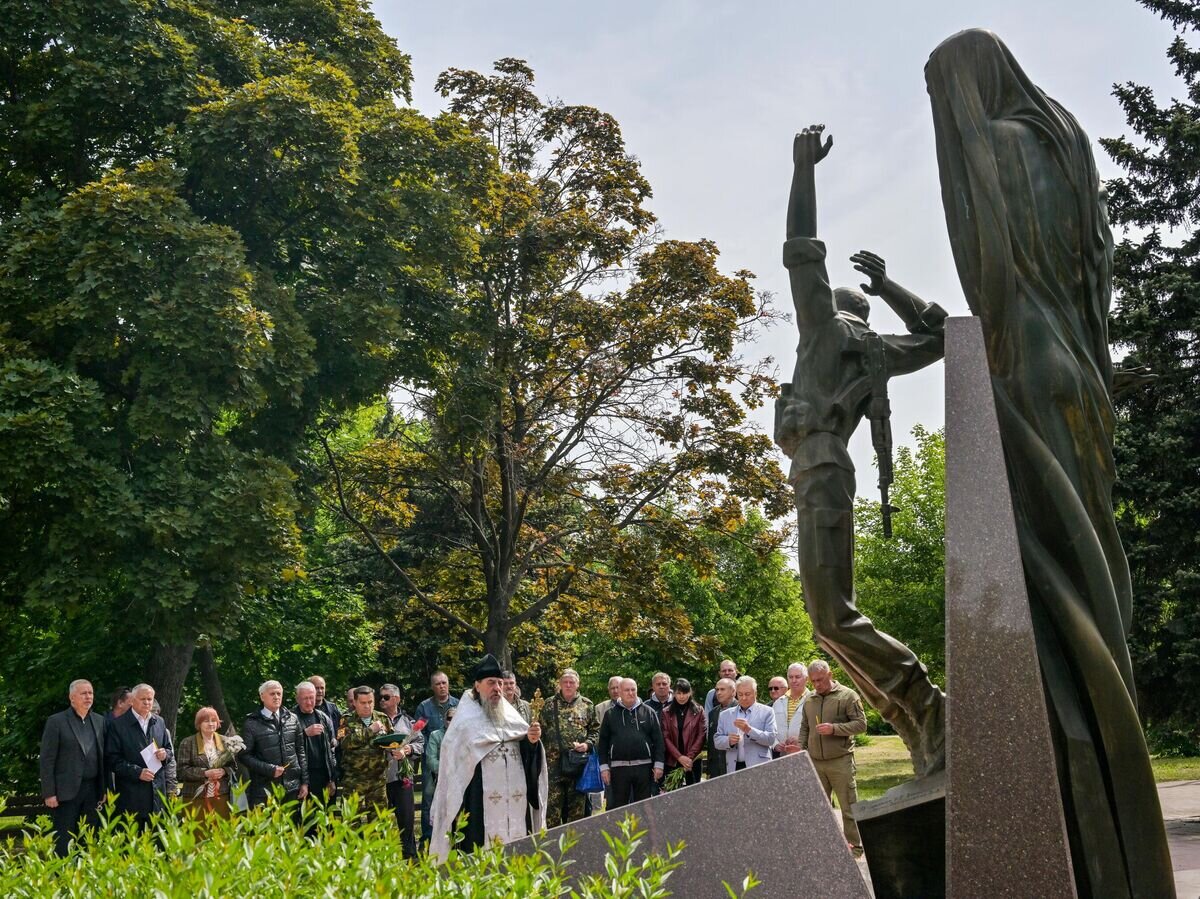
[374,1,1182,491]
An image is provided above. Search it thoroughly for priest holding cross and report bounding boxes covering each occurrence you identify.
[429,654,547,860]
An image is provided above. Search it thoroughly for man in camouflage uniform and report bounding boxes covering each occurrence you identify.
[336,685,391,816]
[538,668,599,827]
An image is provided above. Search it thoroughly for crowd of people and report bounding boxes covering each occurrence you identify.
[38,655,869,860]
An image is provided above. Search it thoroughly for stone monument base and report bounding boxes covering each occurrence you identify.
[854,771,946,899]
[507,751,870,898]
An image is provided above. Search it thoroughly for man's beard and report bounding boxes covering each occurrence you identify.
[483,694,507,724]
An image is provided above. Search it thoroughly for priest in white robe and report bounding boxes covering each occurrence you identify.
[429,654,547,860]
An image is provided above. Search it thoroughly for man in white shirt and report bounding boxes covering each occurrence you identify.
[773,662,809,756]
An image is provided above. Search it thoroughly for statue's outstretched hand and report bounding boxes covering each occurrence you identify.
[794,124,833,167]
[850,250,888,296]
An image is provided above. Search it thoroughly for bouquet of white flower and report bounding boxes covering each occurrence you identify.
[212,733,246,770]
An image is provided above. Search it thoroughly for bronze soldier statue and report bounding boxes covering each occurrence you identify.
[775,124,947,777]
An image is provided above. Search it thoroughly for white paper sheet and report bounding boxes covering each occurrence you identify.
[139,741,163,775]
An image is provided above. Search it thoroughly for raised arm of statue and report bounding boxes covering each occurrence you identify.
[784,125,838,332]
[787,124,833,240]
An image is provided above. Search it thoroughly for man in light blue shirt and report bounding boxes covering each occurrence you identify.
[714,676,777,772]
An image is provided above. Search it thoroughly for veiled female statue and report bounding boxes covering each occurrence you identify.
[926,29,1173,898]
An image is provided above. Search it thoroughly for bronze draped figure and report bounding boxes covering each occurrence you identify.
[926,28,1173,898]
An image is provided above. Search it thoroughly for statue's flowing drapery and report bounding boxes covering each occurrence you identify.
[926,29,1174,898]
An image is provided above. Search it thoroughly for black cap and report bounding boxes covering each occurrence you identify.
[674,678,692,693]
[470,654,504,682]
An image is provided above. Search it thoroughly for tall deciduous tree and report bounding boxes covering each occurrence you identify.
[853,426,946,687]
[324,60,791,667]
[570,511,814,701]
[0,1,486,729]
[1100,0,1200,744]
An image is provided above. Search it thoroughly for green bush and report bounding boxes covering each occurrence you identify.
[1146,721,1200,758]
[0,794,759,898]
[864,706,894,736]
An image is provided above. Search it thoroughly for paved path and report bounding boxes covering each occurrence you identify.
[1162,780,1200,898]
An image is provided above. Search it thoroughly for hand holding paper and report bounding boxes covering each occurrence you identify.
[139,741,163,775]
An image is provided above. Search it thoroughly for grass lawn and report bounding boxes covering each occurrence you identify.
[854,736,915,800]
[855,735,1200,800]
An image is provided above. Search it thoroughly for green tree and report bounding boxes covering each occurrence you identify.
[324,60,792,668]
[1100,1,1200,746]
[853,426,946,687]
[0,1,487,730]
[572,511,815,700]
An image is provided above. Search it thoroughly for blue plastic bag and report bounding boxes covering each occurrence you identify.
[575,751,602,793]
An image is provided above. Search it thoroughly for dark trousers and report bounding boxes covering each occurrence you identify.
[51,776,102,857]
[707,750,727,779]
[608,765,653,809]
[387,779,417,859]
[418,761,432,844]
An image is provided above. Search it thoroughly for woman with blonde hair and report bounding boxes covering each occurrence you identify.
[177,707,238,818]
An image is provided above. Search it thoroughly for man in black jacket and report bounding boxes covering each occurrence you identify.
[293,680,336,801]
[104,683,173,830]
[240,679,309,809]
[597,678,663,809]
[40,679,106,855]
[706,677,737,779]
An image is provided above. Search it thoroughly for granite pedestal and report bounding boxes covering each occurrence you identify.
[943,316,1076,897]
[507,750,870,898]
[854,772,946,898]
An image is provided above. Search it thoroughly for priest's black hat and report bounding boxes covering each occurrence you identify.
[470,653,504,682]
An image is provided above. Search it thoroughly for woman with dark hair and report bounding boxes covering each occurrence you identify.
[660,679,705,788]
[926,29,1172,897]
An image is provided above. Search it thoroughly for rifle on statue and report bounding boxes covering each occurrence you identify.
[864,332,900,537]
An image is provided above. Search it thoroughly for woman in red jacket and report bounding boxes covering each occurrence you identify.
[660,679,706,787]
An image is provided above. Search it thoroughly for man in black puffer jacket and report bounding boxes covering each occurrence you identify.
[597,678,663,809]
[239,680,309,809]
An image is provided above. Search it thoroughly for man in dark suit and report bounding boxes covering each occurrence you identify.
[40,679,107,856]
[104,682,174,829]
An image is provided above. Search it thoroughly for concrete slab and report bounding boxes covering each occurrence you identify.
[508,751,871,899]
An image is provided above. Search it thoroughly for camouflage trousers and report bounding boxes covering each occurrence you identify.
[546,775,587,828]
[341,781,388,820]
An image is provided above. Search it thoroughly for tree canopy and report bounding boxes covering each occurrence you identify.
[0,0,488,730]
[854,426,946,687]
[323,59,792,667]
[1101,0,1200,748]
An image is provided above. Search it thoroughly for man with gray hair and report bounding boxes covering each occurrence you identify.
[773,662,809,756]
[40,679,106,855]
[293,680,336,802]
[105,683,173,829]
[539,667,598,827]
[597,678,663,809]
[239,679,308,809]
[714,676,777,772]
[379,683,423,858]
[800,660,867,855]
